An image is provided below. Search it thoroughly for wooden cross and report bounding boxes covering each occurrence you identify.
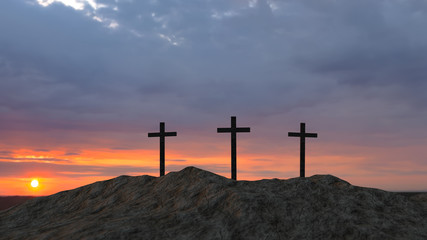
[148,122,177,176]
[217,116,250,180]
[288,122,318,178]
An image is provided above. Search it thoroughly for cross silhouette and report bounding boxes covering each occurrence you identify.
[217,116,251,180]
[148,122,177,176]
[288,122,318,178]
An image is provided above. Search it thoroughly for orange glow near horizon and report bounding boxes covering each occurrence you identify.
[1,145,427,196]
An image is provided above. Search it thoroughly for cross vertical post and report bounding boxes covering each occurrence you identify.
[288,122,318,178]
[159,122,165,176]
[217,116,251,180]
[148,122,177,177]
[231,117,237,181]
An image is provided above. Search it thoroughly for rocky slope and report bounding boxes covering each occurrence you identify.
[1,167,426,239]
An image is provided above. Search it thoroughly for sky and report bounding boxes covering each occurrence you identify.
[1,0,427,196]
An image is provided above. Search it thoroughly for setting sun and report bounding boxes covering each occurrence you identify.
[31,179,39,188]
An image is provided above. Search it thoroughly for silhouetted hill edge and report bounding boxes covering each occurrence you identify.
[0,196,36,211]
[1,167,426,239]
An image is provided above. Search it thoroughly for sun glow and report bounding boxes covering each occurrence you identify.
[31,179,39,188]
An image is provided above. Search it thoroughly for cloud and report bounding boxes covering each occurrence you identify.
[0,0,427,163]
[36,0,86,10]
[0,161,231,178]
[0,151,13,157]
[249,158,274,162]
[0,157,70,163]
[34,149,51,152]
[0,161,156,177]
[168,159,187,162]
[64,152,80,156]
[36,0,110,12]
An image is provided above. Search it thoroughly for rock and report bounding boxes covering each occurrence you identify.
[0,166,426,239]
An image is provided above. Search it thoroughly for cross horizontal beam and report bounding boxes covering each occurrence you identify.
[148,132,177,137]
[217,127,250,133]
[288,132,317,138]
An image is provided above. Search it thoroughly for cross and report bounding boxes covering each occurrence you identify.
[288,122,318,178]
[148,122,177,177]
[217,116,250,180]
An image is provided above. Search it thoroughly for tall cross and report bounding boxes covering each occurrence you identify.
[217,116,250,180]
[288,122,318,178]
[148,122,177,177]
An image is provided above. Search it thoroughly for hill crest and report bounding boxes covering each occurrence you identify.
[1,167,426,240]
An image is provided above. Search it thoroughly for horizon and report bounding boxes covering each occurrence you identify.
[1,0,427,196]
[1,166,426,197]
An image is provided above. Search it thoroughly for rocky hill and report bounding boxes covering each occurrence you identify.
[1,167,426,239]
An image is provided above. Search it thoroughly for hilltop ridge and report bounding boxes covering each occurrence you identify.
[1,167,426,239]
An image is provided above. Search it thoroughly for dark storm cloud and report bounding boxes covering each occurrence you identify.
[1,0,427,149]
[289,0,427,112]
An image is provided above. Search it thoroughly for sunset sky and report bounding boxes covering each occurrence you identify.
[1,0,427,196]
